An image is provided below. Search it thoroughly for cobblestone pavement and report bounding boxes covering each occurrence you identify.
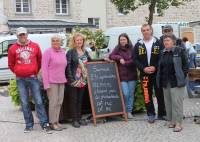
[1,88,200,142]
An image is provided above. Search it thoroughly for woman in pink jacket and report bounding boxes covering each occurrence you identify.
[42,35,67,131]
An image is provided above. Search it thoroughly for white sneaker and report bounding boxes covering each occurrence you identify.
[127,113,134,119]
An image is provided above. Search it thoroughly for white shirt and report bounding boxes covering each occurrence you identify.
[144,38,154,65]
[185,41,197,54]
[85,47,92,52]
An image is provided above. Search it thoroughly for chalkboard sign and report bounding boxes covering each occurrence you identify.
[87,61,127,126]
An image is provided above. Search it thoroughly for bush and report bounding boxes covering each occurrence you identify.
[73,27,106,50]
[134,81,146,113]
[8,79,20,106]
[8,79,48,110]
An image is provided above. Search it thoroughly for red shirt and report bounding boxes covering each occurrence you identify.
[8,40,42,77]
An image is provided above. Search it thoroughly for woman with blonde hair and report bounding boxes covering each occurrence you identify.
[42,34,67,131]
[66,32,91,128]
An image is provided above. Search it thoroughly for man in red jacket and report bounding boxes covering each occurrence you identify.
[8,27,51,133]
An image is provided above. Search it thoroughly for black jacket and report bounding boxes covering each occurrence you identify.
[157,46,189,88]
[65,49,91,83]
[133,37,160,77]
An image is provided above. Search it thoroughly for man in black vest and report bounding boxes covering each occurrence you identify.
[133,24,166,123]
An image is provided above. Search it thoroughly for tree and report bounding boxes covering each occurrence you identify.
[111,0,192,25]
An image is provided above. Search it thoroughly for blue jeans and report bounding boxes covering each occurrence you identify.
[189,53,196,68]
[16,77,48,128]
[121,81,136,113]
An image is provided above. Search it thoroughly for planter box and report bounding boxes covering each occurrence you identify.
[188,69,200,81]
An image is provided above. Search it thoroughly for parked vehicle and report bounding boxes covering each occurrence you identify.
[0,33,67,83]
[100,24,180,58]
[194,43,200,67]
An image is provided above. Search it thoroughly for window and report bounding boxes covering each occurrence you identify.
[153,7,159,16]
[102,36,110,49]
[0,43,2,55]
[88,18,100,28]
[0,40,16,57]
[56,0,69,15]
[16,0,31,13]
[118,8,125,16]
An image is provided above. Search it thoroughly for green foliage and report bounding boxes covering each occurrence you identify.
[8,79,20,106]
[94,29,107,49]
[74,27,106,49]
[74,26,81,32]
[111,0,192,24]
[75,28,94,41]
[134,81,146,112]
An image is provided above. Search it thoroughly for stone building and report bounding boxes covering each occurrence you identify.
[106,0,200,42]
[2,0,96,33]
[1,0,200,42]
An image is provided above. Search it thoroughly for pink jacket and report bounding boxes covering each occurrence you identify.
[42,47,67,89]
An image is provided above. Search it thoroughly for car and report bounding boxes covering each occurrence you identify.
[193,43,200,67]
[99,23,180,58]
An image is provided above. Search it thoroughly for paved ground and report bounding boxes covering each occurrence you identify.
[1,86,200,142]
[0,85,8,97]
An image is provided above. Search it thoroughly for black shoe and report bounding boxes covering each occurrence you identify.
[43,123,52,134]
[72,121,80,128]
[79,119,88,126]
[148,115,155,124]
[157,116,167,121]
[24,127,33,133]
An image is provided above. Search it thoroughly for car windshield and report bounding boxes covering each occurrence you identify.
[0,42,3,56]
[102,36,110,49]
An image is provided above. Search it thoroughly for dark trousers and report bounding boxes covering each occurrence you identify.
[69,86,85,121]
[141,76,166,117]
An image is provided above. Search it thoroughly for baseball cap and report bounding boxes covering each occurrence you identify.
[16,27,27,35]
[163,25,173,31]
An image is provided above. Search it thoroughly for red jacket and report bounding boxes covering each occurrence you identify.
[8,40,42,77]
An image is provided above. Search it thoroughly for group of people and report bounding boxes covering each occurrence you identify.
[7,24,193,134]
[109,24,189,132]
[8,28,91,133]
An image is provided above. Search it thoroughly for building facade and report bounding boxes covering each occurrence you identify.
[106,0,200,42]
[2,0,107,32]
[1,0,200,42]
[106,0,200,27]
[0,0,8,32]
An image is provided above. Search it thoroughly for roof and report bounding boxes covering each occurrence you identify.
[189,21,200,27]
[7,20,95,28]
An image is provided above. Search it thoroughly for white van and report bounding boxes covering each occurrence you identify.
[0,33,67,83]
[100,24,180,58]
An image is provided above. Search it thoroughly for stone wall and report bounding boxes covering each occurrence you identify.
[3,0,78,21]
[106,0,200,27]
